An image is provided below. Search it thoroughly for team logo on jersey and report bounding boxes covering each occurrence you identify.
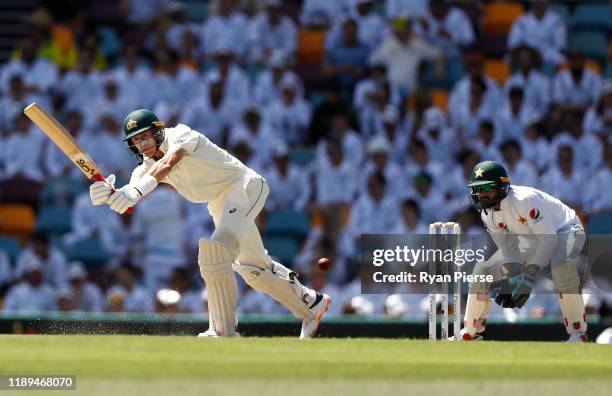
[126,118,138,131]
[518,216,527,224]
[529,208,540,220]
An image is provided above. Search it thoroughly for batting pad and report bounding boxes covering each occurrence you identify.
[558,292,587,334]
[463,293,492,335]
[551,259,581,293]
[198,239,238,336]
[234,261,314,321]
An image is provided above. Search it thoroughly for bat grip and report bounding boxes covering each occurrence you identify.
[92,173,133,214]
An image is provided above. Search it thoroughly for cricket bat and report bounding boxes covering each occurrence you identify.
[23,103,132,214]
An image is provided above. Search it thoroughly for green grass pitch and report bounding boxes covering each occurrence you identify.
[0,335,610,396]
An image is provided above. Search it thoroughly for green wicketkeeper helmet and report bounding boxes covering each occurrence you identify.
[467,160,511,208]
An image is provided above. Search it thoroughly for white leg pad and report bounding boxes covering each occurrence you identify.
[463,293,492,336]
[234,261,314,321]
[558,292,587,334]
[198,239,238,336]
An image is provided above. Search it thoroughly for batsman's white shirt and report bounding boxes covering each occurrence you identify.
[481,185,582,267]
[131,124,261,203]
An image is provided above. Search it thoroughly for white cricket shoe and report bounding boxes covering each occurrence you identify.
[567,332,588,343]
[300,293,331,339]
[198,328,221,338]
[457,328,485,341]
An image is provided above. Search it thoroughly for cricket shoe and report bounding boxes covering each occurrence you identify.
[197,329,240,337]
[300,293,331,339]
[457,328,485,341]
[567,332,588,343]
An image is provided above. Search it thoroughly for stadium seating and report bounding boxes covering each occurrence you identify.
[420,59,464,90]
[587,212,612,234]
[483,3,524,35]
[66,237,109,269]
[550,3,571,25]
[184,0,207,23]
[0,204,36,242]
[40,176,85,207]
[484,58,511,84]
[572,4,612,33]
[297,29,326,63]
[36,205,72,235]
[569,31,608,64]
[0,236,20,262]
[263,236,300,267]
[265,210,310,240]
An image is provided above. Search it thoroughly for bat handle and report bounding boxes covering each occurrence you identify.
[92,173,133,214]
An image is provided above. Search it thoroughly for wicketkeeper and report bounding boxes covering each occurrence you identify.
[89,109,331,337]
[461,160,588,342]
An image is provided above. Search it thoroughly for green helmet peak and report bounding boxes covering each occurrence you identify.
[123,109,164,141]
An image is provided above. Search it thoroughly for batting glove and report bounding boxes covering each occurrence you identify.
[89,174,116,206]
[107,175,158,214]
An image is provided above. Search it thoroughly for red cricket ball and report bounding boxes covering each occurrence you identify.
[317,257,331,271]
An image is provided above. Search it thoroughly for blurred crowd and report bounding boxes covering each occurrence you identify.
[0,0,610,319]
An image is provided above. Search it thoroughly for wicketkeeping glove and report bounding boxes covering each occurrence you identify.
[491,263,540,308]
[89,174,116,206]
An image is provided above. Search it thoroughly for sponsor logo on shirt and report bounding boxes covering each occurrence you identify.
[529,208,543,223]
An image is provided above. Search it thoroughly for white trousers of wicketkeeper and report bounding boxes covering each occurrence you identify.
[464,222,587,336]
[199,175,315,335]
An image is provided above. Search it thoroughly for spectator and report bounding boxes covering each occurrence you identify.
[58,50,104,113]
[469,119,501,161]
[505,47,551,114]
[151,49,200,106]
[111,44,153,109]
[262,144,311,212]
[404,138,446,186]
[552,110,602,173]
[44,110,91,178]
[449,51,502,115]
[253,51,304,106]
[323,18,370,90]
[263,74,311,145]
[344,171,399,253]
[65,262,104,312]
[164,2,202,55]
[3,258,56,313]
[353,60,401,116]
[415,0,475,58]
[120,0,170,25]
[499,139,538,188]
[416,106,456,165]
[362,135,405,197]
[371,16,443,94]
[386,0,429,18]
[585,140,612,214]
[583,80,612,136]
[314,138,357,206]
[520,120,551,172]
[308,80,351,143]
[106,264,153,313]
[183,78,233,144]
[553,50,602,110]
[498,86,540,140]
[300,0,348,28]
[446,148,480,211]
[229,104,276,168]
[406,171,449,224]
[377,105,408,163]
[0,75,43,130]
[0,250,11,295]
[392,198,428,233]
[1,113,46,182]
[326,0,389,51]
[541,145,586,212]
[201,0,248,58]
[202,45,251,109]
[247,0,298,64]
[507,0,566,66]
[1,38,58,95]
[316,111,364,167]
[15,231,68,288]
[450,76,497,137]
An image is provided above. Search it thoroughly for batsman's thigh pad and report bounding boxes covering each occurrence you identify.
[234,261,313,320]
[198,238,238,335]
[210,189,249,260]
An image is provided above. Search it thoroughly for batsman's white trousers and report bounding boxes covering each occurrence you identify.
[207,175,271,270]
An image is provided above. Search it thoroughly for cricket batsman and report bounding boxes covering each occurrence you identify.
[461,160,588,342]
[89,109,331,337]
